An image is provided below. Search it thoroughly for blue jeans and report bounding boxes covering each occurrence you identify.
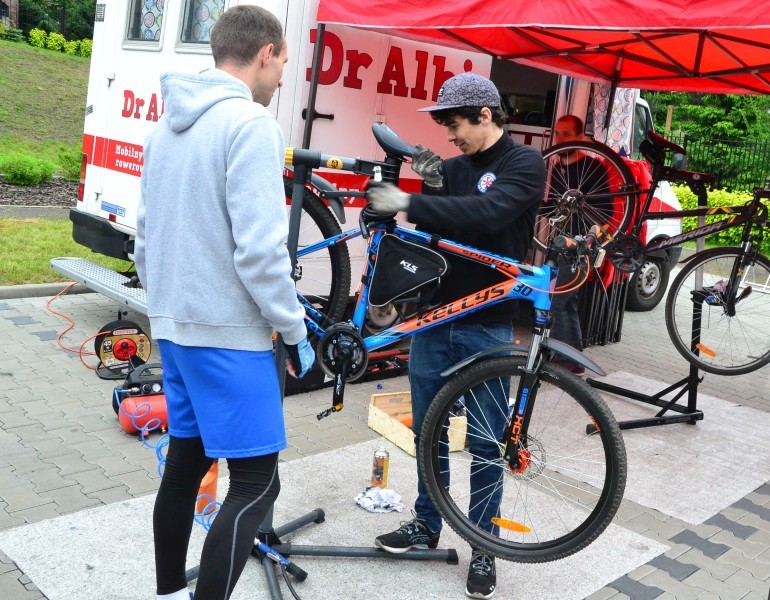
[409,320,513,535]
[550,257,584,352]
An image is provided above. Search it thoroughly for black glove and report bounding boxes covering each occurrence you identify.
[411,144,443,189]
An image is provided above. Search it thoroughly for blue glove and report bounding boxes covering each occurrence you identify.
[284,337,315,378]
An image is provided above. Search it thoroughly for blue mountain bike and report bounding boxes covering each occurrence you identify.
[285,124,627,562]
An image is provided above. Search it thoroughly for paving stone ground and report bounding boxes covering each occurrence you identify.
[0,288,769,600]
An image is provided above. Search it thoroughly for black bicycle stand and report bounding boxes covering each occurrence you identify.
[586,291,707,430]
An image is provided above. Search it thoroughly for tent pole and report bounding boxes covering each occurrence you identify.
[301,23,326,149]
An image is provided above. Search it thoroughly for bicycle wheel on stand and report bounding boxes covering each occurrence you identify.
[535,141,637,254]
[284,176,351,327]
[418,357,627,562]
[665,247,770,376]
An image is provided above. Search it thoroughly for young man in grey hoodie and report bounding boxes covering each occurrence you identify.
[134,6,314,599]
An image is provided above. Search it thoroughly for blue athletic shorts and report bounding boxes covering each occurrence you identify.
[157,340,287,459]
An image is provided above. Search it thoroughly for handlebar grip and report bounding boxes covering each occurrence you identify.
[286,562,308,582]
[584,225,603,248]
[285,147,358,171]
[552,236,577,251]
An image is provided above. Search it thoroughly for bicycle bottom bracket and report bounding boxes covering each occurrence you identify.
[316,323,368,382]
[606,234,646,273]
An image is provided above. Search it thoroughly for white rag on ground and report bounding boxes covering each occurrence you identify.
[354,487,404,512]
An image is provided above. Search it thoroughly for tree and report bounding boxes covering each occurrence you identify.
[642,91,770,190]
[643,91,770,142]
[19,0,95,38]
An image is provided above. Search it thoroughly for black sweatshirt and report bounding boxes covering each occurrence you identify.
[407,133,545,323]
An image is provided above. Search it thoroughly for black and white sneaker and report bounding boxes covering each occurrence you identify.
[465,550,496,599]
[374,513,440,554]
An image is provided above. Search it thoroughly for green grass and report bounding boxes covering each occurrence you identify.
[0,42,104,286]
[0,39,90,173]
[0,219,132,285]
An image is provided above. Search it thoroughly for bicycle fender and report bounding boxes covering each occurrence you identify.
[285,166,346,224]
[440,342,529,378]
[541,338,606,376]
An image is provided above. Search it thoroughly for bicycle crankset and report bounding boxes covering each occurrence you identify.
[605,234,646,273]
[316,323,369,382]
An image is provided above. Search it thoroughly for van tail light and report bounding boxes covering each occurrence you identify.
[78,153,87,201]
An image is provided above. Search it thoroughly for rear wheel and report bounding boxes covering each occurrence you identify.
[536,141,637,254]
[664,247,770,375]
[284,176,351,327]
[419,357,627,562]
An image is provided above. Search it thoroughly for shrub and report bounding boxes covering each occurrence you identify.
[673,184,769,254]
[56,145,82,182]
[0,152,57,185]
[29,28,47,48]
[79,38,92,58]
[63,40,79,55]
[46,32,66,52]
[3,29,26,43]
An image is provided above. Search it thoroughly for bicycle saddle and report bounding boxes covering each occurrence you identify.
[372,123,416,160]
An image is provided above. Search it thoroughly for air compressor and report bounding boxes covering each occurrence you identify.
[95,320,168,435]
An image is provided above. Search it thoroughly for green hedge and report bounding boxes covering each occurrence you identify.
[673,184,769,254]
[0,152,56,185]
[23,27,91,57]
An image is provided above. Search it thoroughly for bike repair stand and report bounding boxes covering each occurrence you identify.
[253,160,457,599]
[586,296,705,430]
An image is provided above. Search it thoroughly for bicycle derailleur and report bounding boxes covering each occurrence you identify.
[316,323,369,420]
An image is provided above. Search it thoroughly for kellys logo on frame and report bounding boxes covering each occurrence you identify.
[477,172,496,192]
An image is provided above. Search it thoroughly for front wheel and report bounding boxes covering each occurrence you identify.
[418,357,627,562]
[664,247,770,375]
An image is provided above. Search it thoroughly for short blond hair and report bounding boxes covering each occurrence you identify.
[210,5,284,67]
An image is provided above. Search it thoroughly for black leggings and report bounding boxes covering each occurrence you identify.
[154,436,280,599]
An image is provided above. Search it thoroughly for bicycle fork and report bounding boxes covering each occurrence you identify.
[501,325,546,471]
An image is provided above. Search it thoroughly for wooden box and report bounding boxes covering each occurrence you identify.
[367,391,467,456]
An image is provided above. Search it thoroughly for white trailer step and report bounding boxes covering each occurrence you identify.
[50,257,147,315]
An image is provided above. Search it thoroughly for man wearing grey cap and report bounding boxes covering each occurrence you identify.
[368,72,545,599]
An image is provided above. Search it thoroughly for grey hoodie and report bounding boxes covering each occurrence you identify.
[134,68,307,351]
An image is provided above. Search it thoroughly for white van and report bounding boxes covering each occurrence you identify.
[55,0,680,313]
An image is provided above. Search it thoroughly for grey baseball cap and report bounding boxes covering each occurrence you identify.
[418,72,501,112]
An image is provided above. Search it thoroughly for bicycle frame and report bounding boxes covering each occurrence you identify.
[298,221,555,352]
[626,141,769,254]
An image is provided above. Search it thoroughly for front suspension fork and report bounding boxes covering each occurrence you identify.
[502,319,548,470]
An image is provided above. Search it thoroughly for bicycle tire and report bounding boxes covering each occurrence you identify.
[284,176,351,326]
[664,247,770,375]
[535,141,637,254]
[418,357,627,562]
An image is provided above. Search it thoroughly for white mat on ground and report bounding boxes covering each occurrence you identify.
[596,371,770,524]
[0,440,665,600]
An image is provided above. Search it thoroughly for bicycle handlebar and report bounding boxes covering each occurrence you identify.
[285,147,360,171]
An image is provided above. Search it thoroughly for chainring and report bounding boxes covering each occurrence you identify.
[606,234,647,273]
[316,323,369,382]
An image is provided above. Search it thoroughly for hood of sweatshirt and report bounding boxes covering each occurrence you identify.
[160,68,253,133]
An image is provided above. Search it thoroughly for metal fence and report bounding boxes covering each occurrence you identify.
[666,133,770,191]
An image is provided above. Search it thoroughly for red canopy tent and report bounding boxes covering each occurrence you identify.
[316,0,770,95]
